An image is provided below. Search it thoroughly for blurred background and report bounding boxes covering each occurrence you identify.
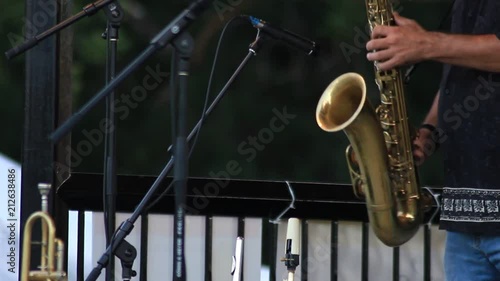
[1,1,455,279]
[0,0,451,189]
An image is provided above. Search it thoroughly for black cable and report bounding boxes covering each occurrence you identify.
[144,15,247,212]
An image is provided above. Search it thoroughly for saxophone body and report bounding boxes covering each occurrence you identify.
[316,0,430,247]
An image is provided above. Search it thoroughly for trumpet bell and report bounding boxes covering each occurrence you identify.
[21,183,67,281]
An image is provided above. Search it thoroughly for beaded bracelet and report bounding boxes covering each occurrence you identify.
[419,123,440,150]
[419,123,436,133]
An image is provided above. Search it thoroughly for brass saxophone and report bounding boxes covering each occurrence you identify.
[315,0,431,247]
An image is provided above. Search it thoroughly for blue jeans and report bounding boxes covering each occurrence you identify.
[445,231,500,281]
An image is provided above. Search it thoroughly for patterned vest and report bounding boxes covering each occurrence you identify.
[438,0,500,234]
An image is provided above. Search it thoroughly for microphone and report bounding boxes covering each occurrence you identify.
[245,16,317,56]
[281,218,301,281]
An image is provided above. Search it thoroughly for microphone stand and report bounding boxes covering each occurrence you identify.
[102,3,124,281]
[169,30,194,281]
[49,0,214,143]
[83,33,262,281]
[5,1,132,279]
[5,0,118,60]
[5,1,134,279]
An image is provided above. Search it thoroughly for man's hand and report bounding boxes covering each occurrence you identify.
[413,127,436,166]
[366,12,434,71]
[413,133,427,166]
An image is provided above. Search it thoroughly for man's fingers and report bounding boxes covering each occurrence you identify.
[371,25,392,39]
[413,147,425,166]
[366,38,388,51]
[367,49,392,62]
[375,57,399,71]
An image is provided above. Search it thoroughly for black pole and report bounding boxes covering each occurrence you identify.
[393,247,400,281]
[20,0,57,276]
[139,214,149,281]
[102,3,123,281]
[77,211,85,281]
[424,224,431,281]
[361,222,369,281]
[146,38,262,211]
[204,217,213,281]
[170,31,194,281]
[165,43,260,154]
[84,32,262,281]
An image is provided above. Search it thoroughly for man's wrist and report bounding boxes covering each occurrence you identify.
[422,31,444,61]
[420,123,436,133]
[419,123,440,150]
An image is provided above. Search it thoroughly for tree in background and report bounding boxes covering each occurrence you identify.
[0,0,450,186]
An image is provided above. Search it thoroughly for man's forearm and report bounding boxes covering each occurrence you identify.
[422,91,439,127]
[424,33,500,73]
[417,90,440,153]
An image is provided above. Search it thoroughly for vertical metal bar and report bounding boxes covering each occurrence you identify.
[205,216,213,281]
[393,247,400,281]
[270,222,278,281]
[361,223,369,281]
[20,0,57,274]
[301,220,308,281]
[424,224,431,281]
[237,217,245,281]
[54,0,73,270]
[77,211,85,281]
[238,217,245,237]
[54,0,73,187]
[103,13,121,281]
[140,214,149,281]
[331,221,338,281]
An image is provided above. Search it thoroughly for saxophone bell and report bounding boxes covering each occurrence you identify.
[316,74,369,200]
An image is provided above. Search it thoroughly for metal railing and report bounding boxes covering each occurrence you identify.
[60,173,443,281]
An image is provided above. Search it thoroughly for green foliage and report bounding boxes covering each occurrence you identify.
[0,0,451,186]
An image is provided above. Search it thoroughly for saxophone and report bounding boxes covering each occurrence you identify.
[315,0,431,247]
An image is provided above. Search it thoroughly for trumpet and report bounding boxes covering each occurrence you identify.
[21,183,67,281]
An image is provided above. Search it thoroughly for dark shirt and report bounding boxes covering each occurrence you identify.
[438,0,500,234]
